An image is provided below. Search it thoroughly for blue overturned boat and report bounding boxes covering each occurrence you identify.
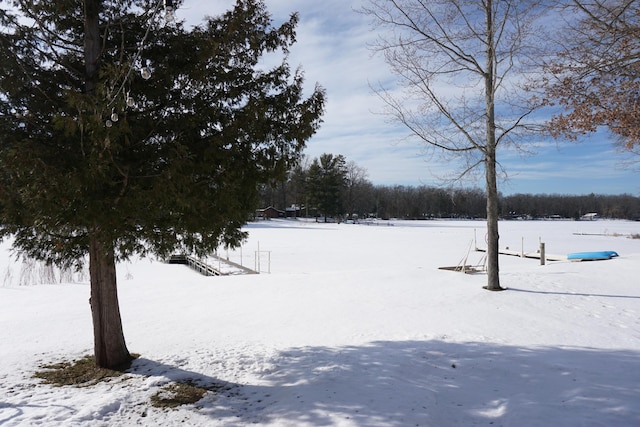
[567,251,619,261]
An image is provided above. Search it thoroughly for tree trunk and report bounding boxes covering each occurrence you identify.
[485,148,502,291]
[89,234,132,368]
[84,0,100,95]
[83,0,131,368]
[484,0,503,291]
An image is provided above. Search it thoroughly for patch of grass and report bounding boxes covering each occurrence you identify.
[150,381,209,408]
[34,354,138,387]
[34,354,227,410]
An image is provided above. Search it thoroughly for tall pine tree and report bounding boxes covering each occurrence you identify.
[0,0,325,368]
[307,154,347,221]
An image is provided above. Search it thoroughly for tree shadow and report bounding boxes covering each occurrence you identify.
[0,402,25,424]
[0,402,75,425]
[129,340,640,426]
[127,357,248,420]
[508,287,640,299]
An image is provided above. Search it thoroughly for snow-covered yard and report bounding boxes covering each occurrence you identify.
[1,219,639,426]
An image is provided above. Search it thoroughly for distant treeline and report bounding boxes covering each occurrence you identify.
[259,183,640,221]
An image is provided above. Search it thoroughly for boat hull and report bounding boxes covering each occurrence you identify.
[567,251,619,261]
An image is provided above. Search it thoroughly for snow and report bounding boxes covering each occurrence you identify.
[1,219,639,426]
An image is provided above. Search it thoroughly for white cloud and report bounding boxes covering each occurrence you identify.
[176,0,639,195]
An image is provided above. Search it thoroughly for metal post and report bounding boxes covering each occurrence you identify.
[540,242,546,266]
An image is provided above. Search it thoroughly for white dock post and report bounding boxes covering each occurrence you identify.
[474,229,477,251]
[257,241,261,273]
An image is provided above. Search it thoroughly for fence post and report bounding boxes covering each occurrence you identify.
[540,242,546,266]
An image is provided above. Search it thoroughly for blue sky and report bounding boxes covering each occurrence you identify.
[179,0,640,196]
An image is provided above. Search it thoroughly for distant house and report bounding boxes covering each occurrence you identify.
[580,212,599,221]
[285,204,303,218]
[256,206,285,219]
[546,214,564,220]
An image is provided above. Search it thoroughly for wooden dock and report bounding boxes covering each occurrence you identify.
[475,247,567,261]
[168,254,258,276]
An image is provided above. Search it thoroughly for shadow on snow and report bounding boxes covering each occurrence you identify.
[508,287,640,300]
[130,340,640,426]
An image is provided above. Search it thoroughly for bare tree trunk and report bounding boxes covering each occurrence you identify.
[484,0,503,291]
[89,233,132,368]
[485,148,502,290]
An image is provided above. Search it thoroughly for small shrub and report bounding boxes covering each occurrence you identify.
[630,233,640,240]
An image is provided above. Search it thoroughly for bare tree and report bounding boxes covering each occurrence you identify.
[344,161,371,220]
[362,0,549,290]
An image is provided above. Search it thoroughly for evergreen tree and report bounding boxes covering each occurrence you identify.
[0,0,325,368]
[307,153,347,221]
